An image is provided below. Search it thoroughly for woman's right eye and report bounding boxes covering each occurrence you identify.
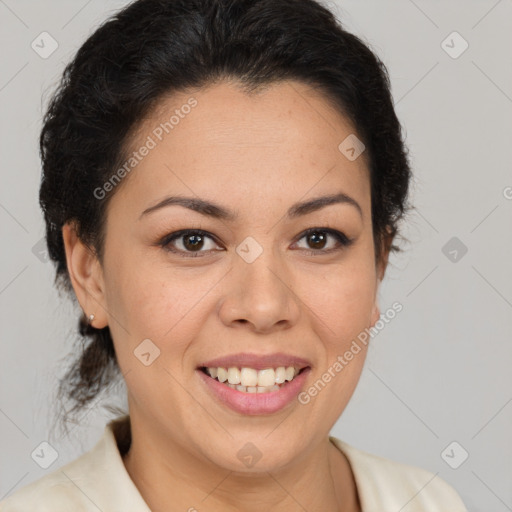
[159,229,223,257]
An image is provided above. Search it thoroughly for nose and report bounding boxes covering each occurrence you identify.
[217,248,301,334]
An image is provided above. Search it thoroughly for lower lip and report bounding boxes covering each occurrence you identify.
[197,367,311,415]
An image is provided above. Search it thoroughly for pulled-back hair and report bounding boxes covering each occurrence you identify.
[39,0,412,423]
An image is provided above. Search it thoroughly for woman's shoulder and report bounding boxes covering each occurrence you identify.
[0,416,149,512]
[0,441,105,512]
[330,436,468,512]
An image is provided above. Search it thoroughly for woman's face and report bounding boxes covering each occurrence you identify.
[71,79,388,471]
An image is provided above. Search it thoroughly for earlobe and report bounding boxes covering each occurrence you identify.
[61,222,108,329]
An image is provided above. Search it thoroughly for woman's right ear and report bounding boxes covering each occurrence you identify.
[61,222,109,329]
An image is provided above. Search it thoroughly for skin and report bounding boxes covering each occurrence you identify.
[62,79,392,512]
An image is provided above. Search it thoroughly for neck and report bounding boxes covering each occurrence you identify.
[121,415,360,512]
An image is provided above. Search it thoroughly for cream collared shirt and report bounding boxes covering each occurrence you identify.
[0,415,467,512]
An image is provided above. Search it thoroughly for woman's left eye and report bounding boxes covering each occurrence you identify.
[158,228,353,257]
[293,228,354,254]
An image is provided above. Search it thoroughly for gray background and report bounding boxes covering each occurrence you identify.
[1,1,511,510]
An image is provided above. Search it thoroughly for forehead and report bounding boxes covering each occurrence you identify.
[111,79,370,220]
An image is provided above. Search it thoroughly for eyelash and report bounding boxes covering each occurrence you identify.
[158,228,354,258]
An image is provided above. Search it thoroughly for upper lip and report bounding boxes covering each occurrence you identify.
[198,352,312,371]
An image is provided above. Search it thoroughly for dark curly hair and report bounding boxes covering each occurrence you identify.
[39,0,413,425]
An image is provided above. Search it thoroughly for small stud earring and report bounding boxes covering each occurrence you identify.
[87,313,95,325]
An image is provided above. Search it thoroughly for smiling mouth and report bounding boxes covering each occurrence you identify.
[198,365,309,393]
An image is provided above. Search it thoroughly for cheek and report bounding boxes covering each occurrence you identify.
[301,263,375,418]
[102,248,219,371]
[299,258,377,344]
[102,241,178,328]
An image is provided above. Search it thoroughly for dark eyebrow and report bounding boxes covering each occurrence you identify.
[139,192,363,221]
[287,193,363,220]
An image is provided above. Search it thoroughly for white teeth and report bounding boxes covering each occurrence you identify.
[274,367,286,384]
[216,367,228,382]
[204,365,304,392]
[240,368,258,387]
[227,367,241,384]
[257,368,275,387]
[285,367,295,381]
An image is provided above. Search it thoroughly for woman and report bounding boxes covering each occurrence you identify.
[0,0,468,510]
